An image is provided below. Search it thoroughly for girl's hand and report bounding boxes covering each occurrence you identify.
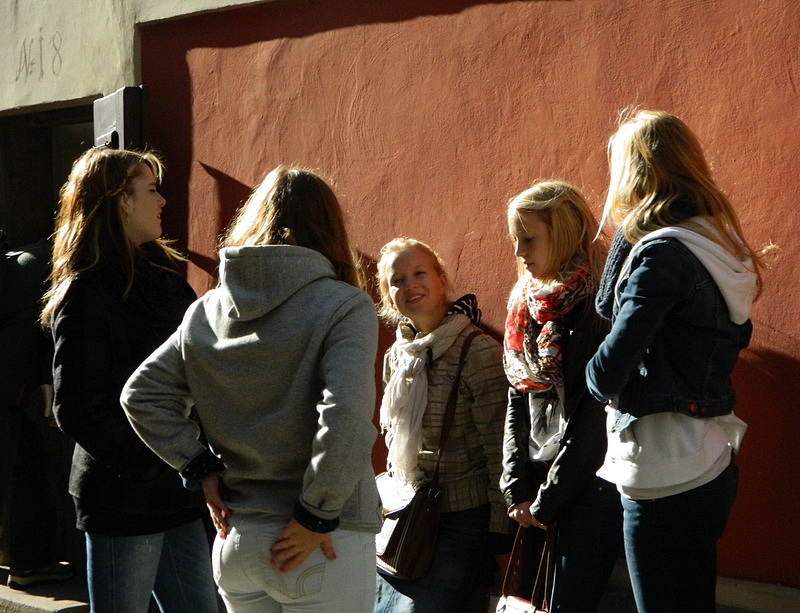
[201,473,231,539]
[269,519,336,572]
[508,501,548,530]
[530,516,548,530]
[508,501,534,526]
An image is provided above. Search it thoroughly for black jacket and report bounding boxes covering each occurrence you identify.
[52,244,203,535]
[500,297,610,525]
[0,239,52,409]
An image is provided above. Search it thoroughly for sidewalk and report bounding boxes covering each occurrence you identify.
[595,560,800,613]
[0,567,87,613]
[2,561,800,613]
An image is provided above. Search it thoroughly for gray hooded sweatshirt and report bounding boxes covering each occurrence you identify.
[122,245,381,532]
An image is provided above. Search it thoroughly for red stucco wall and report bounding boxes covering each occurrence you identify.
[141,0,800,587]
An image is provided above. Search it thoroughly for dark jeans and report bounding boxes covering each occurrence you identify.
[552,476,623,612]
[375,504,492,613]
[517,477,623,613]
[86,520,218,613]
[622,458,739,613]
[0,405,58,569]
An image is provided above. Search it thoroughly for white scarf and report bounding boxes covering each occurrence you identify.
[380,313,471,484]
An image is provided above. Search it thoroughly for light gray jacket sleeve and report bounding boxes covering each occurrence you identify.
[298,293,379,520]
[121,326,206,472]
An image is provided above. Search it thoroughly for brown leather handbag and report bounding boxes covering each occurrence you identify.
[496,525,556,613]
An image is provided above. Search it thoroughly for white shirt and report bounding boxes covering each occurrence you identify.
[597,403,746,500]
[527,385,567,462]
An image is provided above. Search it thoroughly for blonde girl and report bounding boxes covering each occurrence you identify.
[501,181,622,612]
[587,110,761,613]
[374,238,513,613]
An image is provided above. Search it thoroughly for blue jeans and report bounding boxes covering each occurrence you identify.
[551,476,623,612]
[0,405,57,569]
[86,519,218,613]
[213,514,376,613]
[621,459,738,613]
[375,504,492,613]
[515,477,623,612]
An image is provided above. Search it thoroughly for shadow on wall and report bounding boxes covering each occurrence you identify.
[142,0,527,291]
[722,344,800,587]
[184,163,253,291]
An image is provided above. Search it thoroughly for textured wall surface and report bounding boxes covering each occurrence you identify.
[141,0,800,587]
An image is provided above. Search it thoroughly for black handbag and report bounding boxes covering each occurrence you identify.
[375,329,481,580]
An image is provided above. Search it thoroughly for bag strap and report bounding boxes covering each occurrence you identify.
[499,525,527,598]
[531,526,557,611]
[430,329,481,487]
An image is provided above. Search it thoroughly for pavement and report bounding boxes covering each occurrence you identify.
[0,566,87,613]
[2,560,799,612]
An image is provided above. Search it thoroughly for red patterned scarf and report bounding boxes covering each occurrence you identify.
[503,262,591,392]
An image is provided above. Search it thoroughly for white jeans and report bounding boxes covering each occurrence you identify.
[213,515,375,613]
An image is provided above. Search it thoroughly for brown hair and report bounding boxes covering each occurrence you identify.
[42,147,180,327]
[220,166,364,289]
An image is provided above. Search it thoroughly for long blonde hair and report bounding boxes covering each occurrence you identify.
[508,180,605,287]
[220,166,364,289]
[602,109,764,294]
[41,148,181,327]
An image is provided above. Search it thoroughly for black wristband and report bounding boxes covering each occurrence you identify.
[293,501,339,533]
[180,449,225,491]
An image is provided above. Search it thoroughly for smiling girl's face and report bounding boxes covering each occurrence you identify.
[384,246,448,331]
[508,210,552,280]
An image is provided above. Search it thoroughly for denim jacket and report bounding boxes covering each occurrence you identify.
[586,237,752,422]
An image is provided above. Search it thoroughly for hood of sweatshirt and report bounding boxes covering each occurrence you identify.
[217,245,338,322]
[633,217,756,324]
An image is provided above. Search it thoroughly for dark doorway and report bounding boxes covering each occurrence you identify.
[0,104,94,250]
[0,103,93,575]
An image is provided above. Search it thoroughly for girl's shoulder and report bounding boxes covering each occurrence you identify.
[461,324,501,350]
[51,273,120,333]
[459,324,503,372]
[65,270,119,307]
[634,235,695,265]
[626,237,700,287]
[443,322,497,350]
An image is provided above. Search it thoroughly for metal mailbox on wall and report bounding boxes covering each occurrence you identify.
[93,85,148,150]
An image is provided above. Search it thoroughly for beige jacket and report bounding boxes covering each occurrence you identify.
[384,323,513,534]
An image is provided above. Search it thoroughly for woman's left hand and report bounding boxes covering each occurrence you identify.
[269,519,336,572]
[530,516,548,530]
[508,501,534,526]
[508,501,548,530]
[201,473,231,539]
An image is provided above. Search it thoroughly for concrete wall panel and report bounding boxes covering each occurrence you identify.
[0,0,268,113]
